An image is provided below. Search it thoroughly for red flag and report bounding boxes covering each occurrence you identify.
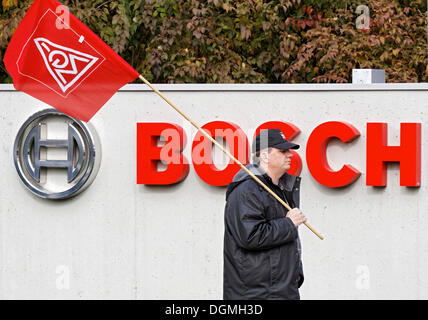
[4,0,139,122]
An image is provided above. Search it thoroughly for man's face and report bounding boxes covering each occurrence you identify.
[264,148,293,172]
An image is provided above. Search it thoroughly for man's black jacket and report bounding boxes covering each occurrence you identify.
[223,164,304,300]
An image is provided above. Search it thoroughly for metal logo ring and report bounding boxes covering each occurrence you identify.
[13,108,101,199]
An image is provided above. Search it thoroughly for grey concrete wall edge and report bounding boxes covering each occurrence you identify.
[1,83,428,92]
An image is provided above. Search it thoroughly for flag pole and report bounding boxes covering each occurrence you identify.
[139,75,324,240]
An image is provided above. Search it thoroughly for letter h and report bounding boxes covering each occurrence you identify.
[366,123,421,186]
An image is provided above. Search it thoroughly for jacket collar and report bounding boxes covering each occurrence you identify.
[280,173,297,192]
[256,165,297,192]
[226,163,300,201]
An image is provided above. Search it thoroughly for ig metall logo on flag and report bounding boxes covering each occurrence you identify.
[4,0,139,122]
[16,9,105,98]
[13,109,101,199]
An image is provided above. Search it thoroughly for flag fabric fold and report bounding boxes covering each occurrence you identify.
[4,0,139,121]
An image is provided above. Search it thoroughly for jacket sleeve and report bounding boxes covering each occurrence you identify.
[226,181,298,251]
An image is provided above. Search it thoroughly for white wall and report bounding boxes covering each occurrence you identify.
[1,83,428,299]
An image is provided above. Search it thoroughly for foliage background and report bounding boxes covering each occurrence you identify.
[0,0,427,83]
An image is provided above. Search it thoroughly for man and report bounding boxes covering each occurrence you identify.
[223,128,306,300]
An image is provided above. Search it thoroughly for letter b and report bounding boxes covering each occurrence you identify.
[137,123,189,185]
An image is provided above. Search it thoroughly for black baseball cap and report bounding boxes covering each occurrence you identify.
[252,129,300,153]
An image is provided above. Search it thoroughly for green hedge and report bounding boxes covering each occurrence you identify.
[1,0,427,83]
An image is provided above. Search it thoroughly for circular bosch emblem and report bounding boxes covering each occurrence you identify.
[13,109,101,199]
